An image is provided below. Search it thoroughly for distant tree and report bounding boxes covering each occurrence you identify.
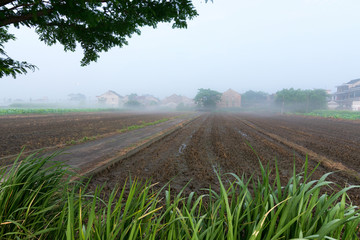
[0,0,201,78]
[194,88,222,110]
[149,100,158,106]
[242,90,269,108]
[176,102,193,111]
[128,93,138,101]
[124,100,142,108]
[275,88,328,113]
[68,93,86,102]
[307,89,328,111]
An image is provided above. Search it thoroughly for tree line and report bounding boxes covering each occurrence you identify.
[194,88,329,113]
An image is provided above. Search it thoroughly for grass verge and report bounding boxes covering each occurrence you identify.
[0,153,359,239]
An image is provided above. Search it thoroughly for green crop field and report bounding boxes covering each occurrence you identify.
[301,110,360,120]
[0,108,120,116]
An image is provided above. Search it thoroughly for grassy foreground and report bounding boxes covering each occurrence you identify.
[0,154,360,239]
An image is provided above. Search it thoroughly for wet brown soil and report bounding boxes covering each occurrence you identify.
[2,112,360,204]
[0,112,181,159]
[90,113,360,204]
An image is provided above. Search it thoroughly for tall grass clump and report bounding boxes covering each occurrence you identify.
[0,152,72,239]
[1,153,360,239]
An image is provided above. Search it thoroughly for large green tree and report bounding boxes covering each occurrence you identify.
[0,0,200,78]
[194,88,222,110]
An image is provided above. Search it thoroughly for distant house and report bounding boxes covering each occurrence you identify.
[327,100,339,110]
[161,94,195,108]
[334,79,360,111]
[219,89,241,108]
[137,94,160,106]
[352,101,360,111]
[96,90,123,107]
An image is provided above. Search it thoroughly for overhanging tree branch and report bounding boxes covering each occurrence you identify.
[0,8,53,27]
[0,0,16,7]
[0,0,199,78]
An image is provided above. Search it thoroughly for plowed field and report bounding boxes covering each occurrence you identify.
[2,112,360,204]
[0,112,180,159]
[90,113,360,204]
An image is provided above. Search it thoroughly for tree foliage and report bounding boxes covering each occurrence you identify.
[124,100,142,108]
[68,93,86,101]
[275,88,328,113]
[242,90,269,108]
[0,26,37,78]
[128,93,138,101]
[194,88,222,109]
[0,0,199,78]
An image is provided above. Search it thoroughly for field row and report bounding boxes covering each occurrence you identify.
[2,112,360,203]
[2,112,360,238]
[0,112,181,159]
[90,113,360,205]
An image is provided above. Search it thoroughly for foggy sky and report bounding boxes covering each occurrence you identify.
[2,0,360,101]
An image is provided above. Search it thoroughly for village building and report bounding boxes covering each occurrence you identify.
[161,94,195,108]
[136,94,160,106]
[121,94,160,107]
[96,90,123,107]
[333,79,360,111]
[218,89,242,108]
[327,100,339,110]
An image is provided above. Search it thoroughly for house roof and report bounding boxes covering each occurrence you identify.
[346,79,360,85]
[97,90,123,98]
[223,88,241,96]
[135,95,160,104]
[161,94,194,106]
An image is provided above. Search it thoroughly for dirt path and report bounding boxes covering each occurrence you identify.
[0,111,183,160]
[47,113,200,176]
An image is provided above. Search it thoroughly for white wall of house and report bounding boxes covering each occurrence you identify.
[327,101,339,110]
[97,91,122,107]
[352,101,360,111]
[106,96,118,105]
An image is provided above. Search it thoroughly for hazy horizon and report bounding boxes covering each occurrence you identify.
[2,0,360,101]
